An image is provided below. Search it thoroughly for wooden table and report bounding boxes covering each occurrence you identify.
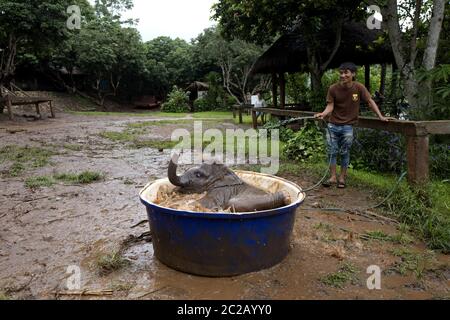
[1,96,55,120]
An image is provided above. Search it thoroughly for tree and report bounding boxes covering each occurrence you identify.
[212,0,364,91]
[142,36,198,98]
[75,18,146,107]
[382,0,446,113]
[194,27,270,103]
[0,0,74,91]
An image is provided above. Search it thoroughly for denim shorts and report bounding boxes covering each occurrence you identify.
[326,123,354,168]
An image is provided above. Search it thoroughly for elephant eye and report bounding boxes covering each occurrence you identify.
[195,172,203,178]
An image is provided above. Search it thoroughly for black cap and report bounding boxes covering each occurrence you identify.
[339,62,357,73]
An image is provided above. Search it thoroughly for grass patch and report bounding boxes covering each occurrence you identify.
[192,111,233,119]
[389,247,439,279]
[361,229,415,245]
[25,176,55,189]
[131,139,179,150]
[54,171,102,184]
[71,111,187,118]
[63,144,83,151]
[126,119,196,129]
[109,281,134,293]
[0,292,10,300]
[320,262,360,289]
[314,222,333,233]
[99,131,136,142]
[0,145,55,176]
[123,178,134,185]
[94,250,130,276]
[282,159,449,252]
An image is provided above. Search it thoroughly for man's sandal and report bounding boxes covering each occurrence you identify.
[337,182,346,189]
[322,180,336,187]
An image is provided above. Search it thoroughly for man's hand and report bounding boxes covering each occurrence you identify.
[314,113,325,119]
[379,116,396,122]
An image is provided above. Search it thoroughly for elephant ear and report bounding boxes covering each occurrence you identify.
[207,164,243,189]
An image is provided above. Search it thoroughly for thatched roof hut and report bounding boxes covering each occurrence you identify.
[252,21,395,74]
[186,81,209,92]
[251,21,395,108]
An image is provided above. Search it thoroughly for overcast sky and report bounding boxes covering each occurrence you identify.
[90,0,218,42]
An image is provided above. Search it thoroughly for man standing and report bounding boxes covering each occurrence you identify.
[253,91,266,123]
[315,62,389,188]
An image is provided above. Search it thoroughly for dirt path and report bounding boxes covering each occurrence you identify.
[0,112,448,300]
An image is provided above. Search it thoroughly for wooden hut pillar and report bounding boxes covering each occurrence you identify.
[271,73,278,107]
[364,64,371,92]
[279,72,286,109]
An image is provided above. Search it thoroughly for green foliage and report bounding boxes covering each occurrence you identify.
[413,64,450,120]
[193,72,235,111]
[430,144,450,180]
[387,184,450,252]
[262,119,294,142]
[94,249,130,276]
[54,171,103,184]
[351,129,406,173]
[213,0,359,45]
[282,122,326,162]
[320,262,359,289]
[25,176,55,189]
[193,28,268,103]
[144,36,194,94]
[282,160,450,252]
[193,98,211,112]
[0,146,54,177]
[161,86,190,113]
[286,73,310,104]
[390,248,438,279]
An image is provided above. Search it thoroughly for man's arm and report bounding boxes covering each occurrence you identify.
[314,102,334,119]
[368,98,389,122]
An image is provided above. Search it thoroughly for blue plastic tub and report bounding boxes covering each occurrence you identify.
[139,171,305,277]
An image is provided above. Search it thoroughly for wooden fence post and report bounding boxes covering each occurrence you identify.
[406,134,429,184]
[251,109,258,129]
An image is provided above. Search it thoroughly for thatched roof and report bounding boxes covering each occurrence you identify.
[186,81,209,91]
[252,21,395,74]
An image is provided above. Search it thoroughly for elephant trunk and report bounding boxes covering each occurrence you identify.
[168,154,185,187]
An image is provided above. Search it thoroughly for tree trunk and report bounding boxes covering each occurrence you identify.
[310,69,323,93]
[365,64,371,92]
[379,64,387,95]
[422,0,446,70]
[384,0,446,113]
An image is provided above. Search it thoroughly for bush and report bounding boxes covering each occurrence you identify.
[351,129,406,173]
[197,72,235,111]
[430,143,450,180]
[283,121,326,162]
[262,119,294,142]
[161,86,190,113]
[193,97,213,112]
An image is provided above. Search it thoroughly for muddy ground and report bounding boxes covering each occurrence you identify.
[0,104,449,300]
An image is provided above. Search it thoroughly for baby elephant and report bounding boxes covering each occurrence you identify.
[167,154,288,212]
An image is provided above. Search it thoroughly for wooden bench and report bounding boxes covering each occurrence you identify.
[0,95,55,120]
